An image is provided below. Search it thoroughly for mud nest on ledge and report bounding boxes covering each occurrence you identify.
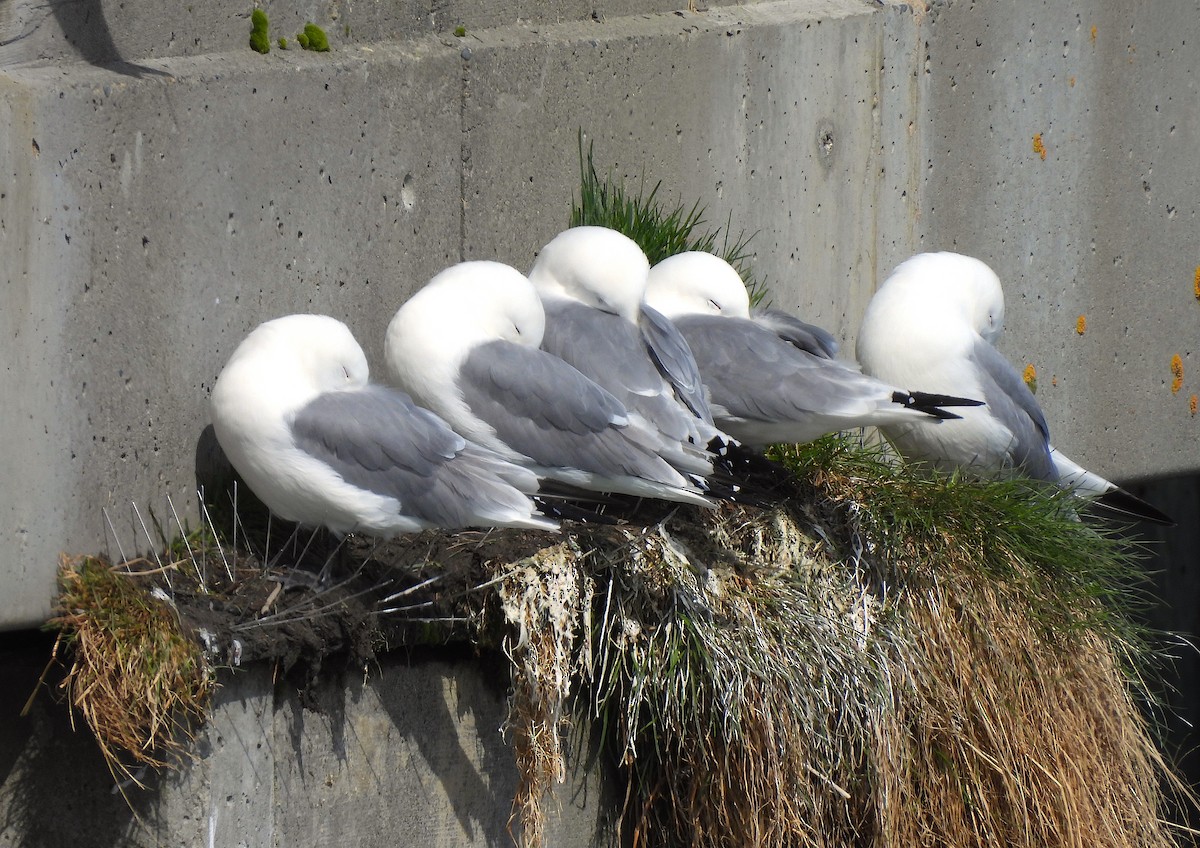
[44,436,1195,848]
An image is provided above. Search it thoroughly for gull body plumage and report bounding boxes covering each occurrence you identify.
[645,251,974,448]
[384,260,718,507]
[211,314,556,536]
[528,226,720,446]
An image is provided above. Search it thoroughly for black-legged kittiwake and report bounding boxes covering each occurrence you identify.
[383,261,721,507]
[644,251,980,448]
[855,251,1173,525]
[210,314,558,536]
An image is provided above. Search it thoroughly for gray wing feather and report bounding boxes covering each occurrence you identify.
[460,341,686,484]
[290,385,538,527]
[675,315,895,423]
[752,308,840,358]
[968,339,1055,479]
[541,300,708,444]
[639,303,715,424]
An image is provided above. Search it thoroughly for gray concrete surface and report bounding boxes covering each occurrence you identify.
[0,640,617,847]
[2,0,929,629]
[919,0,1200,483]
[3,0,1200,840]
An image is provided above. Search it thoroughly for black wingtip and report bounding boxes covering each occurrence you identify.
[907,390,987,409]
[533,483,625,525]
[1096,487,1176,527]
[895,390,985,422]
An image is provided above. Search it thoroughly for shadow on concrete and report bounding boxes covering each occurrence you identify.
[45,0,169,76]
[1122,472,1200,824]
[374,646,519,846]
[195,423,276,553]
[0,630,164,847]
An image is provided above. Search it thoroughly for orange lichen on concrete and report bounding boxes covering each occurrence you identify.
[1023,363,1038,393]
[1075,315,1087,335]
[1068,76,1076,87]
[1033,133,1047,161]
[1193,266,1199,300]
[1170,354,1184,394]
[1191,394,1198,417]
[1090,25,1098,43]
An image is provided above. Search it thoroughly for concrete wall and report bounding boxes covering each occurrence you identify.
[919,0,1200,485]
[1,0,927,629]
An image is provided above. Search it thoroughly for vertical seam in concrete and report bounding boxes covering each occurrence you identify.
[458,51,468,260]
[869,13,884,289]
[912,5,932,249]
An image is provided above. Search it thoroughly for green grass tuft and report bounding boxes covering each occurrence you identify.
[570,132,766,304]
[298,22,329,52]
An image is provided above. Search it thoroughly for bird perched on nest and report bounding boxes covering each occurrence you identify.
[855,251,1173,525]
[528,226,719,446]
[528,226,796,501]
[384,260,728,508]
[210,314,558,536]
[643,251,981,448]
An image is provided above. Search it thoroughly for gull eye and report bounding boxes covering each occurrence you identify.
[708,298,722,312]
[342,365,352,380]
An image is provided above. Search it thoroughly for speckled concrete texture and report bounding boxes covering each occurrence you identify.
[0,642,616,847]
[919,0,1200,483]
[2,0,918,628]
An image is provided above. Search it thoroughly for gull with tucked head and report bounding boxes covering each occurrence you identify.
[528,226,719,446]
[644,251,979,448]
[856,251,1173,525]
[210,314,557,536]
[384,260,720,507]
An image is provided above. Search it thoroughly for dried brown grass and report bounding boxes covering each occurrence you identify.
[48,554,214,787]
[42,444,1193,848]
[877,568,1183,848]
[499,540,595,848]
[571,440,1195,848]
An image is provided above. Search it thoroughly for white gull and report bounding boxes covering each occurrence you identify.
[210,314,557,536]
[644,251,978,448]
[855,251,1173,525]
[383,261,718,507]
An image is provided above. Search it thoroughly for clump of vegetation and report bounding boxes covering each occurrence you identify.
[571,132,765,303]
[277,37,288,50]
[499,541,594,848]
[249,8,270,54]
[49,555,215,788]
[454,25,467,37]
[296,22,329,52]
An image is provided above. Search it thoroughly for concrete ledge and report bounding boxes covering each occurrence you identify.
[0,639,616,846]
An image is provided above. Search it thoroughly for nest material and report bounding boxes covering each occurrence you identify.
[46,439,1192,848]
[49,555,215,787]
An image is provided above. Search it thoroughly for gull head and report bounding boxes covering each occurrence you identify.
[214,314,369,417]
[385,260,546,410]
[876,252,1006,343]
[645,251,751,320]
[387,260,545,355]
[528,226,650,322]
